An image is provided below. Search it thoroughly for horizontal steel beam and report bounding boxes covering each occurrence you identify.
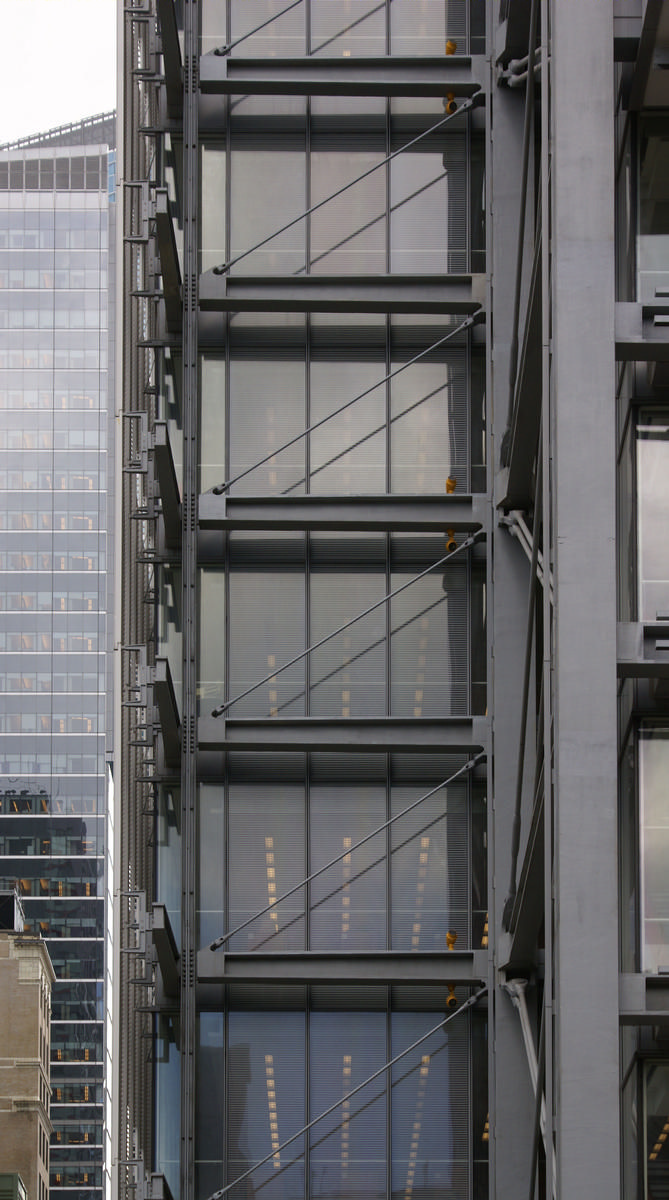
[197,948,487,987]
[617,622,669,678]
[154,189,182,333]
[620,972,669,1025]
[198,493,488,533]
[199,54,487,97]
[616,302,669,362]
[199,273,486,315]
[198,716,488,754]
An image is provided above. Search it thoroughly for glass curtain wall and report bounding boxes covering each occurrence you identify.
[150,2,488,1196]
[0,134,112,1200]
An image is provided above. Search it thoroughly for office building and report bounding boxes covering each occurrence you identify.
[0,115,116,1200]
[115,1,669,1197]
[0,893,55,1200]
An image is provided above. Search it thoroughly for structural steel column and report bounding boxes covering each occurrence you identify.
[551,0,620,1193]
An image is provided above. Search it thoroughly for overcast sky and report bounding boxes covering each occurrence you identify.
[0,0,116,144]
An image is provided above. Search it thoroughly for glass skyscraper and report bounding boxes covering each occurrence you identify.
[0,113,115,1200]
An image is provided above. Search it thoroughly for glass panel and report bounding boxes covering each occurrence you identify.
[199,355,226,492]
[198,568,226,712]
[310,0,386,56]
[200,143,226,273]
[310,360,385,493]
[228,785,306,950]
[157,786,181,951]
[390,140,467,274]
[158,566,183,707]
[199,784,225,949]
[390,562,468,716]
[228,568,305,716]
[197,1013,225,1200]
[637,412,669,621]
[310,564,386,717]
[638,117,669,302]
[391,784,468,951]
[155,1015,180,1199]
[228,1012,306,1200]
[310,150,386,275]
[310,785,386,950]
[646,1062,669,1196]
[228,0,305,56]
[392,0,468,54]
[231,151,306,275]
[310,1011,386,1200]
[391,1011,470,1200]
[640,727,669,971]
[229,357,305,495]
[390,354,467,493]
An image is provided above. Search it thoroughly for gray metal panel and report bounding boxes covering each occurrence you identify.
[153,421,181,547]
[616,302,669,361]
[199,54,487,97]
[199,272,486,315]
[552,0,620,1192]
[156,0,182,117]
[197,949,488,986]
[154,657,181,767]
[500,230,542,511]
[620,973,669,1025]
[154,189,182,332]
[198,716,487,754]
[198,493,488,533]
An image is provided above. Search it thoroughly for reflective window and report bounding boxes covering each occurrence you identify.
[637,411,669,621]
[638,116,669,302]
[640,726,669,971]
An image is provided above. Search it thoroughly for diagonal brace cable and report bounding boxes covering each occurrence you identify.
[211,98,479,276]
[204,985,488,1200]
[210,751,484,950]
[212,0,304,56]
[211,531,483,717]
[211,315,476,493]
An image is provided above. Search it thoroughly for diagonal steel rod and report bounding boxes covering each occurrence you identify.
[211,532,481,716]
[205,986,488,1200]
[210,751,483,950]
[311,0,386,57]
[211,98,478,276]
[213,0,305,56]
[211,315,475,493]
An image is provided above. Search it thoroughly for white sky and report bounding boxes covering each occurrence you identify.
[0,0,116,145]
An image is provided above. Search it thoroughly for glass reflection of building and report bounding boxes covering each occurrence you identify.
[0,113,115,1200]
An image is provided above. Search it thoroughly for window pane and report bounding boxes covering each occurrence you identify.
[310,785,386,950]
[199,356,226,493]
[311,0,386,56]
[310,1012,386,1200]
[391,1011,470,1200]
[390,139,467,274]
[390,355,468,493]
[311,151,386,275]
[229,569,305,716]
[228,0,305,56]
[310,565,386,716]
[199,784,224,949]
[391,784,468,951]
[228,785,306,951]
[231,151,306,275]
[391,562,468,716]
[228,1012,306,1200]
[640,727,669,971]
[229,358,305,495]
[637,412,669,621]
[310,360,385,494]
[198,569,226,711]
[200,143,226,273]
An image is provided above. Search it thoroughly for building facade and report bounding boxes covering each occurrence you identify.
[0,115,116,1200]
[0,900,55,1200]
[116,1,669,1197]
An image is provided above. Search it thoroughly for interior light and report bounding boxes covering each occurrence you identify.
[446,39,457,55]
[446,476,457,493]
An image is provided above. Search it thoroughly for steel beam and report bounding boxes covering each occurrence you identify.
[198,493,488,533]
[505,775,544,973]
[198,716,487,754]
[154,657,181,768]
[197,948,487,987]
[617,622,669,679]
[616,302,669,362]
[152,421,181,547]
[627,0,665,109]
[154,189,182,332]
[613,0,642,61]
[199,272,486,315]
[500,229,542,512]
[156,0,182,117]
[199,54,486,97]
[151,903,180,997]
[619,973,669,1025]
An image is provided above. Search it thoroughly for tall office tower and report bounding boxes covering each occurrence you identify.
[0,115,116,1200]
[116,1,669,1198]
